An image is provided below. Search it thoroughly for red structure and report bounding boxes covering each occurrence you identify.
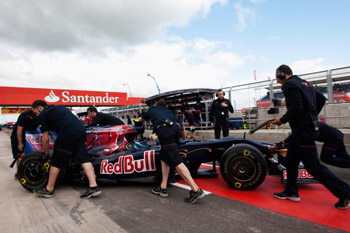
[0,86,144,106]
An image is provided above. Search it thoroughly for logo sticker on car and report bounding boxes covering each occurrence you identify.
[100,150,156,175]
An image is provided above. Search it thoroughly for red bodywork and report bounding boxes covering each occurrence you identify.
[86,125,137,156]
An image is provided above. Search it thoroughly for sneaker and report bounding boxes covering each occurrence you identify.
[33,187,54,198]
[335,198,350,210]
[274,192,300,202]
[152,186,168,197]
[80,186,102,198]
[184,188,205,203]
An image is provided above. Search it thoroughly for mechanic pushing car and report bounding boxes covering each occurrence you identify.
[31,100,101,198]
[138,99,205,203]
[270,64,350,210]
[281,122,350,168]
[209,89,234,139]
[87,106,124,127]
[11,109,39,177]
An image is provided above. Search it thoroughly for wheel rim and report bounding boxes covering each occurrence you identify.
[228,156,256,182]
[24,161,46,185]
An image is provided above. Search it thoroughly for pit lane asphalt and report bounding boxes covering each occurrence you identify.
[0,130,348,233]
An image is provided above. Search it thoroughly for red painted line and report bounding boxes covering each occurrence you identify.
[177,165,350,231]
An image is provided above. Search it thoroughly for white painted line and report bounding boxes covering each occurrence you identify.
[170,182,212,195]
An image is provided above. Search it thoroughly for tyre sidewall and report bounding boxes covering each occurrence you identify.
[220,143,267,190]
[17,151,50,192]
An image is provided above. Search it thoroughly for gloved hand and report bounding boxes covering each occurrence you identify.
[275,141,286,149]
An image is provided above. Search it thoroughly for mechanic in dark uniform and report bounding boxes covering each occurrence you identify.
[270,65,350,209]
[87,106,124,127]
[31,100,101,198]
[317,123,350,168]
[10,109,39,175]
[282,122,350,168]
[138,99,205,203]
[209,89,234,139]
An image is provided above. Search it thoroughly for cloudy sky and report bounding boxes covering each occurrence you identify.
[0,0,350,99]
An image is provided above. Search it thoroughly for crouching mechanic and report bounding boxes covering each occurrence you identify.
[31,100,101,198]
[138,99,205,203]
[281,122,350,168]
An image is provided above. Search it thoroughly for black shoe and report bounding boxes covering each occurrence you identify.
[152,186,168,197]
[184,188,205,203]
[335,198,350,210]
[274,191,300,202]
[33,187,54,198]
[80,186,102,198]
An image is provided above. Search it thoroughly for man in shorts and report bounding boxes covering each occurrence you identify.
[138,99,205,203]
[31,100,101,198]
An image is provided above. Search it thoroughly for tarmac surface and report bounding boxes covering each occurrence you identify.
[0,129,349,233]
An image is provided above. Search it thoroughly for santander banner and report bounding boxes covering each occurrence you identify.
[0,86,144,106]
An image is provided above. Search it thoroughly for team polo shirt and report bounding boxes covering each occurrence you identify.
[39,105,85,137]
[142,105,180,129]
[13,110,39,133]
[88,112,124,127]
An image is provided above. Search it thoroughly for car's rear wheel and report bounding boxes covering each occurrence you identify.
[17,151,50,192]
[220,144,267,190]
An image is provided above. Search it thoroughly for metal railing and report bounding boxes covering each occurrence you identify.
[222,66,350,130]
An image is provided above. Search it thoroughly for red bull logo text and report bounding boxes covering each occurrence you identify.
[100,150,156,175]
[283,169,314,180]
[26,134,55,150]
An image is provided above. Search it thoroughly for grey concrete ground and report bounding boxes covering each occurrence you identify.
[0,130,349,233]
[0,131,126,233]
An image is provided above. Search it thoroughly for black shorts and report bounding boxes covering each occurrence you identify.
[51,134,92,169]
[157,124,182,167]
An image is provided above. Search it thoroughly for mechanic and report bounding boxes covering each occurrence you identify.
[138,99,205,203]
[193,99,204,124]
[270,64,350,210]
[187,109,196,138]
[281,122,350,168]
[87,106,124,127]
[10,109,39,178]
[31,100,101,198]
[209,89,234,139]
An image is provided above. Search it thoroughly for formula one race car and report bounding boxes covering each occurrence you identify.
[14,121,316,192]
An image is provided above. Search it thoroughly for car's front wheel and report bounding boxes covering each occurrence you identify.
[220,144,267,190]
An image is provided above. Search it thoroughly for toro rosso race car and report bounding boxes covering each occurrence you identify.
[15,121,316,192]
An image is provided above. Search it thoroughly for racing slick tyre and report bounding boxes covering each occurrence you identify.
[17,151,50,192]
[220,143,268,190]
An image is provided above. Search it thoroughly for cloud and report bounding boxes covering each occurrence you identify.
[0,0,227,53]
[0,37,246,97]
[234,1,256,32]
[290,58,326,74]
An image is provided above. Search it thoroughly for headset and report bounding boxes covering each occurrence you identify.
[276,68,286,80]
[216,89,225,97]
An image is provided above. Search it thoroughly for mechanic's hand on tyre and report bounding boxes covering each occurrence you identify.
[41,152,49,161]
